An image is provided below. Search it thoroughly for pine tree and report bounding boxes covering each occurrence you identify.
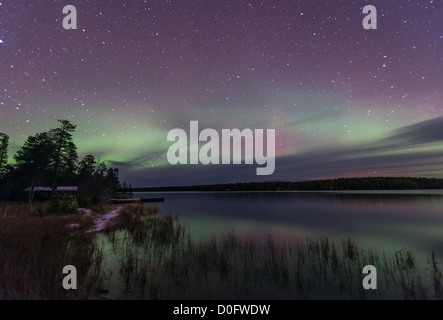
[14,132,55,202]
[78,154,96,178]
[49,119,78,186]
[0,133,9,177]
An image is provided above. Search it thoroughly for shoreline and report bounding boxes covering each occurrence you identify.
[77,206,124,233]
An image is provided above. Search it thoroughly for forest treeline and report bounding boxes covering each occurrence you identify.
[3,120,442,203]
[0,120,121,204]
[133,177,443,192]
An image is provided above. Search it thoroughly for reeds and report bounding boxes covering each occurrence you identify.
[0,203,104,299]
[100,206,443,300]
[1,203,443,300]
[430,251,443,299]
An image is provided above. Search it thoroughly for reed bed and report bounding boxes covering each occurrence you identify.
[99,205,442,300]
[0,203,105,299]
[1,203,442,299]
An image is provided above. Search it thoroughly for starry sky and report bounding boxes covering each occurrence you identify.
[1,0,442,187]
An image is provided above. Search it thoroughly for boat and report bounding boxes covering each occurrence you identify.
[114,193,134,199]
[141,197,165,203]
[108,198,142,204]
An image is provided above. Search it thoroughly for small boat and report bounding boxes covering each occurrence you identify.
[114,193,134,199]
[108,198,142,204]
[142,197,165,203]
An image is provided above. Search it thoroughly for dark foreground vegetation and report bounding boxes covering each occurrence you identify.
[0,120,122,204]
[134,177,443,193]
[1,203,443,300]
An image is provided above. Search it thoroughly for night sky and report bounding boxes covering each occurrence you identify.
[1,0,442,187]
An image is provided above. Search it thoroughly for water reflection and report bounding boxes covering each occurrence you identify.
[134,191,443,261]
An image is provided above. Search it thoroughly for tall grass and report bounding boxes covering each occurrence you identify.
[1,203,443,300]
[0,203,105,299]
[99,205,443,300]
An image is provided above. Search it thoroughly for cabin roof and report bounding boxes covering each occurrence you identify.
[56,186,78,191]
[24,187,52,192]
[24,186,78,192]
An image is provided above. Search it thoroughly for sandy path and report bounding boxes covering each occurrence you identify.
[76,206,124,233]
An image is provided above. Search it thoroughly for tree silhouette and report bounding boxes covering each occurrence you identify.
[78,154,96,179]
[14,132,55,202]
[76,154,121,204]
[0,133,8,177]
[1,120,122,203]
[49,119,77,186]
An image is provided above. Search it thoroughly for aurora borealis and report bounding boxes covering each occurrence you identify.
[1,0,442,187]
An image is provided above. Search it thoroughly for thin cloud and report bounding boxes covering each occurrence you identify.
[114,116,443,186]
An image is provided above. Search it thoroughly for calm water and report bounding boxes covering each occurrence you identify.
[135,190,443,261]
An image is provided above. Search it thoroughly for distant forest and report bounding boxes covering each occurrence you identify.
[132,177,443,192]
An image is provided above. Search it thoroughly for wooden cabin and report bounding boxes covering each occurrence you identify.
[24,186,78,201]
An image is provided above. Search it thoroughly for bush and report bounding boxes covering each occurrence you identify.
[47,193,78,215]
[77,196,92,209]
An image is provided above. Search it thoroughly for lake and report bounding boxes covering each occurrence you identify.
[134,190,443,262]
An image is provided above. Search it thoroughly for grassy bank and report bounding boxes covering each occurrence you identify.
[1,203,442,299]
[0,203,105,299]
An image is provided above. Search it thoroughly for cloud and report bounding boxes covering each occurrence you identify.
[387,116,443,145]
[274,116,443,180]
[114,116,443,186]
[107,150,168,169]
[118,164,259,187]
